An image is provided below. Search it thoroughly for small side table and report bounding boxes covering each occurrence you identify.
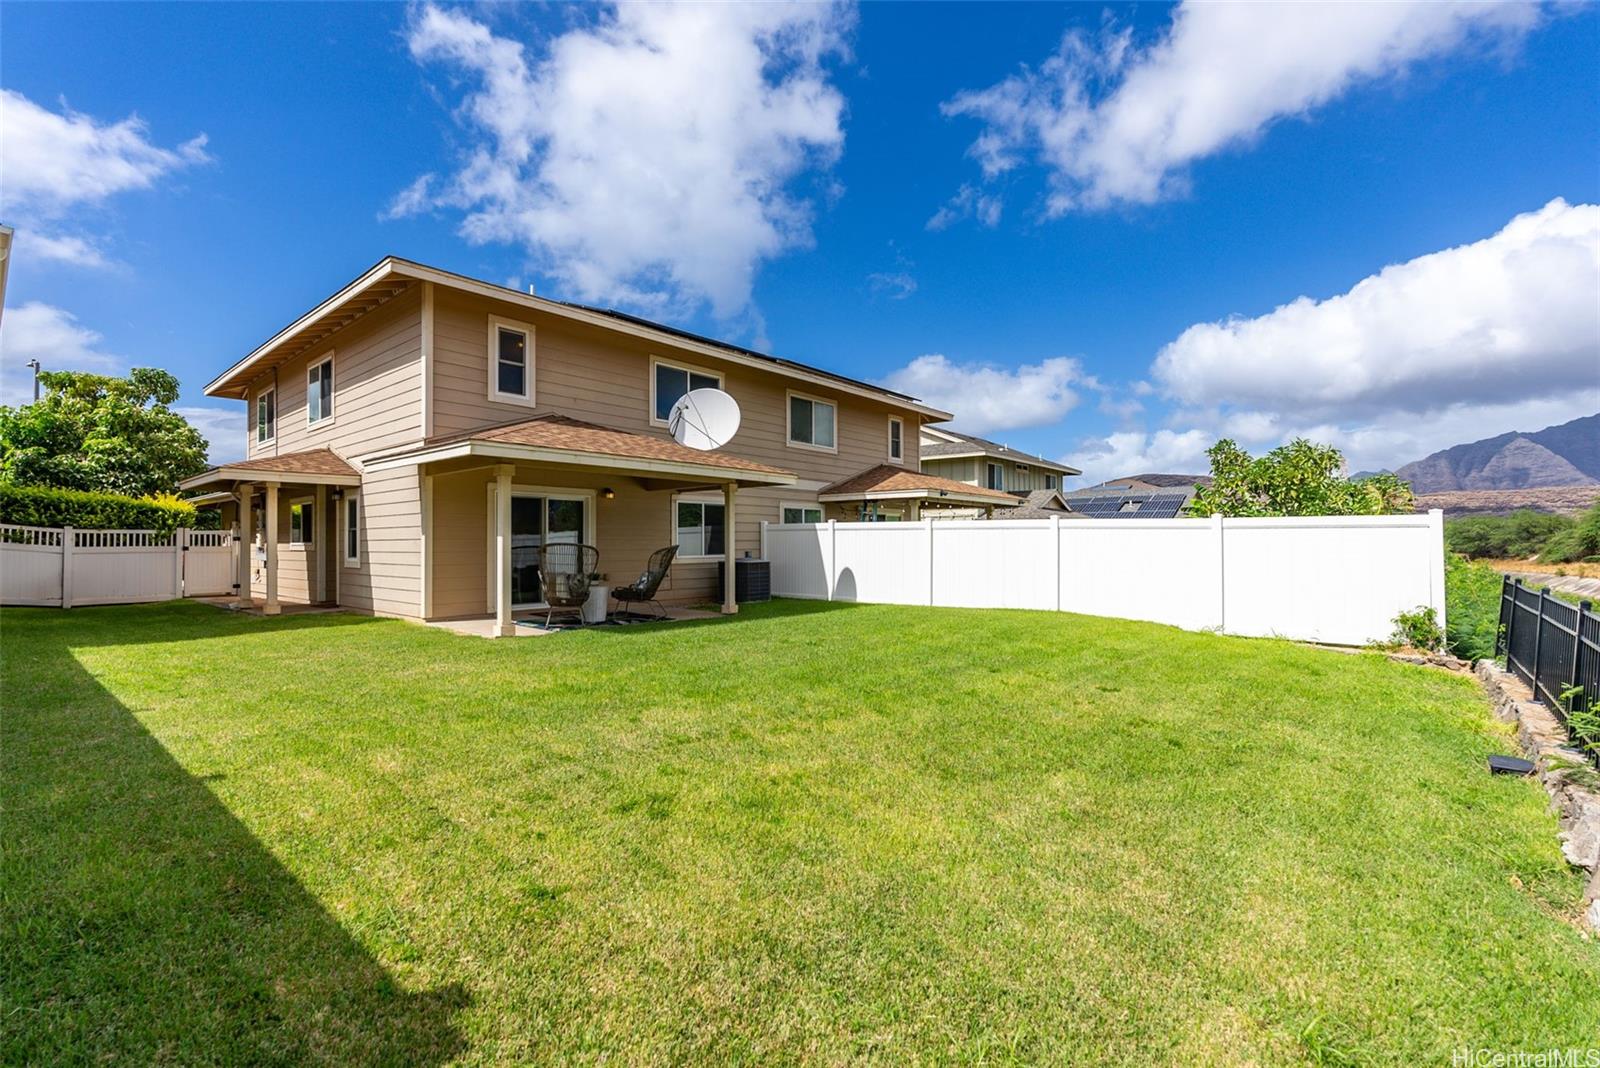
[582,584,610,624]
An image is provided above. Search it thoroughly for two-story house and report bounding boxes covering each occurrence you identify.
[181,257,1015,634]
[917,427,1081,517]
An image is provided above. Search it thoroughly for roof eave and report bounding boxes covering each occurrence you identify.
[361,438,797,486]
[178,466,362,491]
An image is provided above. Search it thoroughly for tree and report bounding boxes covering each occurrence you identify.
[0,368,211,497]
[1188,438,1416,518]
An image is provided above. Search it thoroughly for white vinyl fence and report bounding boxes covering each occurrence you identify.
[761,511,1446,646]
[1,525,235,608]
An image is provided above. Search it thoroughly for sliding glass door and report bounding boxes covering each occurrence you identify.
[509,493,588,608]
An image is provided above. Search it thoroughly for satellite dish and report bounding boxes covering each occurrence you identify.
[668,388,741,450]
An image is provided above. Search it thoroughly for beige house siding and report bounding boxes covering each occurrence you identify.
[348,465,423,619]
[923,455,1062,495]
[245,288,424,460]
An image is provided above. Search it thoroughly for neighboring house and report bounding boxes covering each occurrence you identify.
[917,427,1081,518]
[1060,473,1212,519]
[181,256,1010,633]
[980,489,1072,519]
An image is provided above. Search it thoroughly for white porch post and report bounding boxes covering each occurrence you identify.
[263,482,280,616]
[722,481,738,615]
[494,463,515,637]
[315,484,328,604]
[236,483,254,608]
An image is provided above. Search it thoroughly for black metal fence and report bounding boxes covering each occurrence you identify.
[1498,576,1599,767]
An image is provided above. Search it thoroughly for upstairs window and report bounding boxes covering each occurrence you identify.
[788,393,837,451]
[1045,473,1058,490]
[653,360,722,423]
[888,417,903,463]
[488,317,536,405]
[986,462,1004,491]
[256,387,276,444]
[674,500,726,559]
[307,355,333,425]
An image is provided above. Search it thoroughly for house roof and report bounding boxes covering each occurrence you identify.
[984,489,1072,518]
[1079,473,1212,491]
[179,447,363,491]
[203,257,953,421]
[919,428,1081,474]
[817,464,1020,505]
[362,413,796,486]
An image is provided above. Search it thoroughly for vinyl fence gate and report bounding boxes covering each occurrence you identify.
[1,525,236,608]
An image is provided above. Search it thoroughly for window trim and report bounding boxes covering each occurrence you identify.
[255,385,276,446]
[986,462,1004,491]
[288,496,314,550]
[482,484,598,612]
[671,492,728,562]
[887,416,904,465]
[649,356,724,428]
[785,389,839,454]
[306,352,335,428]
[486,315,537,407]
[1044,473,1058,490]
[342,493,360,567]
[780,501,823,525]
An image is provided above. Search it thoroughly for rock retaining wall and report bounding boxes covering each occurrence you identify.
[1475,660,1600,931]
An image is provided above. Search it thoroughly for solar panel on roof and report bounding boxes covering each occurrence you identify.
[1067,491,1189,518]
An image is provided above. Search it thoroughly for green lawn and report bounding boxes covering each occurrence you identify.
[4,600,1597,1065]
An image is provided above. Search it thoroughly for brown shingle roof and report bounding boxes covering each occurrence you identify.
[220,448,360,478]
[422,414,793,476]
[919,429,1081,473]
[818,464,1019,502]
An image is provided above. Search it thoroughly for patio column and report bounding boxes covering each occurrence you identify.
[722,481,738,615]
[494,463,515,637]
[907,498,921,521]
[263,482,280,616]
[315,484,328,604]
[236,483,254,608]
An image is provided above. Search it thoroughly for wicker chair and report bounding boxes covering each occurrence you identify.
[611,545,678,621]
[537,543,600,628]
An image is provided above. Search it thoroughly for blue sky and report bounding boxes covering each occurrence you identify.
[1,1,1596,479]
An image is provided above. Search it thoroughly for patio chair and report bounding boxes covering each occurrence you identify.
[537,543,600,629]
[612,545,678,621]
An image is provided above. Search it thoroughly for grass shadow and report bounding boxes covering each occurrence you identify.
[2,605,468,1065]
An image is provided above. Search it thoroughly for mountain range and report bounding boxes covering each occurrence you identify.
[1393,413,1600,494]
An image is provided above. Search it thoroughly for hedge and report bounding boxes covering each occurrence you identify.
[0,483,202,534]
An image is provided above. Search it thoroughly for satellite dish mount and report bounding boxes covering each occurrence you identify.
[667,388,741,451]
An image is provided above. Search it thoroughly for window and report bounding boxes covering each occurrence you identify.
[343,494,360,566]
[652,359,722,423]
[787,392,837,451]
[986,462,1004,491]
[1045,473,1058,490]
[887,417,903,463]
[487,317,536,404]
[781,503,823,524]
[307,355,333,425]
[1015,463,1028,472]
[674,499,726,559]
[290,501,314,547]
[256,387,276,444]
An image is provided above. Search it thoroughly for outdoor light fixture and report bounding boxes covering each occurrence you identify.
[602,487,615,500]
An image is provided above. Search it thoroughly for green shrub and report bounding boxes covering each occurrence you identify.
[1444,509,1574,559]
[1540,499,1600,563]
[0,483,198,534]
[1443,552,1504,661]
[1389,606,1443,651]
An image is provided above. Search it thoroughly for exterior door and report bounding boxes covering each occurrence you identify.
[510,494,589,608]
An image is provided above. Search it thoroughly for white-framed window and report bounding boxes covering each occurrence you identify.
[307,353,334,426]
[787,391,837,452]
[289,498,314,548]
[1015,462,1028,472]
[487,315,536,406]
[887,417,903,464]
[673,496,726,560]
[1045,473,1058,490]
[342,493,360,567]
[651,357,722,425]
[256,386,276,444]
[986,462,1004,491]
[781,502,823,524]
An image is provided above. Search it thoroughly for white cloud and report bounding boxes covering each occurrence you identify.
[0,302,123,404]
[1069,427,1214,487]
[0,90,209,270]
[175,406,247,465]
[926,183,1002,231]
[879,353,1085,434]
[1154,199,1600,419]
[942,1,1546,215]
[865,271,917,299]
[396,2,852,320]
